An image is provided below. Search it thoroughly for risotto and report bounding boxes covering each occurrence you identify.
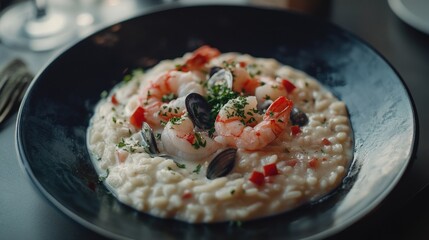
[87,46,353,223]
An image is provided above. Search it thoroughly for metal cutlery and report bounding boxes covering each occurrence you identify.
[0,59,33,125]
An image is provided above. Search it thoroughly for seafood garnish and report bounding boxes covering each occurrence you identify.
[290,107,308,126]
[185,93,213,131]
[206,148,237,179]
[207,69,233,89]
[140,122,160,154]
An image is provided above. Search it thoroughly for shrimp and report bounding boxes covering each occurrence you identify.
[255,77,288,105]
[232,66,260,95]
[133,70,204,126]
[184,45,221,71]
[161,116,222,161]
[214,96,293,150]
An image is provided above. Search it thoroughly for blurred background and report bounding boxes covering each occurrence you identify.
[1,0,428,239]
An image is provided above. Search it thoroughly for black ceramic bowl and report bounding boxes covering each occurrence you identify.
[16,4,417,240]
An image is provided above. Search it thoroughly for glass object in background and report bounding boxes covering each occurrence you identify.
[0,0,77,51]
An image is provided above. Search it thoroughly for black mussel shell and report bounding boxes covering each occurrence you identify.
[209,66,223,78]
[290,107,309,126]
[185,93,213,130]
[140,122,160,154]
[207,69,233,89]
[206,148,237,180]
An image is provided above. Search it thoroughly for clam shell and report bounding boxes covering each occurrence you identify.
[140,122,160,154]
[207,69,233,89]
[206,148,237,180]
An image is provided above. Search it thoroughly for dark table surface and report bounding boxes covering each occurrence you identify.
[1,0,428,239]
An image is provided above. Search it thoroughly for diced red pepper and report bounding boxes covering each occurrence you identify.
[291,125,301,136]
[130,106,146,129]
[111,94,119,105]
[183,133,195,144]
[249,171,265,186]
[239,61,247,68]
[308,158,319,168]
[286,159,297,167]
[182,191,193,199]
[263,163,278,176]
[282,79,296,93]
[322,138,331,145]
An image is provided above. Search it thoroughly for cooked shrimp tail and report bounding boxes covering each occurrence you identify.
[214,96,293,150]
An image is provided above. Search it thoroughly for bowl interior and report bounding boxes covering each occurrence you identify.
[16,5,416,239]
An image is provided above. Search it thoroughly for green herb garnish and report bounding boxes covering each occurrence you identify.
[123,68,144,84]
[169,116,183,125]
[175,162,186,169]
[100,90,108,99]
[207,83,238,122]
[193,164,202,174]
[117,138,126,148]
[162,93,177,103]
[191,132,207,149]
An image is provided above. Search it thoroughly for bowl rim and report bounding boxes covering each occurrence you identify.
[14,3,419,240]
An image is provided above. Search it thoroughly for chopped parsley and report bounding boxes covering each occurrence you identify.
[246,63,262,78]
[191,132,207,149]
[117,138,126,148]
[175,162,186,169]
[208,127,216,138]
[175,64,188,72]
[123,68,144,84]
[192,164,202,174]
[224,96,248,119]
[169,116,183,125]
[161,93,177,103]
[246,117,256,124]
[207,83,238,121]
[222,60,237,70]
[100,90,108,99]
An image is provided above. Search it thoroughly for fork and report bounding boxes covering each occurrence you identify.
[0,59,33,125]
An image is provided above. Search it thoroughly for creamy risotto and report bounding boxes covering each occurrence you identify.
[87,46,353,223]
